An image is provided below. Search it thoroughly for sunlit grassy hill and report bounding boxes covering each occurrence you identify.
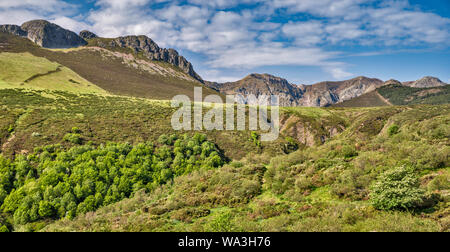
[0,32,220,100]
[0,52,106,94]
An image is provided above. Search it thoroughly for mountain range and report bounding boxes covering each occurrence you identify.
[0,19,448,107]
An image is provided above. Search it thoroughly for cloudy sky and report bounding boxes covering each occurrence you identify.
[1,0,449,84]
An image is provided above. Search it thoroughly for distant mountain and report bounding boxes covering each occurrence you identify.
[207,74,385,107]
[301,76,384,106]
[403,76,447,88]
[1,20,87,48]
[335,82,450,107]
[205,73,304,107]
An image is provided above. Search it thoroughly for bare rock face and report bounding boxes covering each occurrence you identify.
[0,24,27,37]
[21,20,87,48]
[79,30,98,40]
[403,76,447,88]
[101,35,202,82]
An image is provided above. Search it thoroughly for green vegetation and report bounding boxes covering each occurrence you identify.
[378,84,450,106]
[0,87,447,232]
[0,133,224,230]
[388,124,400,136]
[370,166,426,210]
[334,84,449,108]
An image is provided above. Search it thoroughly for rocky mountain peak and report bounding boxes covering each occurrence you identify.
[20,20,87,48]
[79,30,98,40]
[103,35,202,82]
[0,24,27,37]
[406,76,447,88]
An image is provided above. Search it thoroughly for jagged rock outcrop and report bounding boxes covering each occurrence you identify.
[208,74,385,107]
[79,30,98,40]
[0,24,27,37]
[403,76,447,88]
[100,35,202,82]
[19,20,87,48]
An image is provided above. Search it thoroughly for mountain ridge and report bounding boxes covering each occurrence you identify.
[0,20,202,82]
[207,73,448,107]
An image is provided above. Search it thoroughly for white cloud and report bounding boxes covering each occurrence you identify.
[0,0,448,82]
[271,0,371,19]
[326,67,354,79]
[207,44,340,69]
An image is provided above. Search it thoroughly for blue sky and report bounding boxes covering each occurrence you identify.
[0,0,449,84]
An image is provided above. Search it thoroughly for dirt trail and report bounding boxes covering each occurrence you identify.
[376,91,393,106]
[1,109,32,153]
[1,134,15,151]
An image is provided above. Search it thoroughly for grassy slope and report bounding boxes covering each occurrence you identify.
[0,52,106,94]
[0,88,290,161]
[378,84,450,106]
[0,32,219,100]
[333,91,390,107]
[335,84,450,107]
[42,103,449,232]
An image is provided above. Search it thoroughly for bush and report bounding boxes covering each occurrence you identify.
[63,133,82,144]
[71,127,81,134]
[341,145,358,158]
[370,166,425,210]
[388,124,400,136]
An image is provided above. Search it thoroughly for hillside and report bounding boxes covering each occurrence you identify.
[0,88,448,232]
[378,84,450,105]
[333,91,391,107]
[0,20,220,100]
[0,52,106,94]
[336,84,450,107]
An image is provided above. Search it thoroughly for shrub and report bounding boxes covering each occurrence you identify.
[370,166,425,210]
[427,174,450,191]
[388,124,400,136]
[251,132,261,148]
[71,127,82,134]
[208,211,235,232]
[341,145,358,158]
[63,133,82,144]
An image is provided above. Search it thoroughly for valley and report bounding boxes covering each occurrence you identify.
[0,19,448,233]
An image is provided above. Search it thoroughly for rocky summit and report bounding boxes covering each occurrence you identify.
[19,20,87,48]
[79,30,98,40]
[0,24,27,37]
[403,76,447,88]
[100,35,203,82]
